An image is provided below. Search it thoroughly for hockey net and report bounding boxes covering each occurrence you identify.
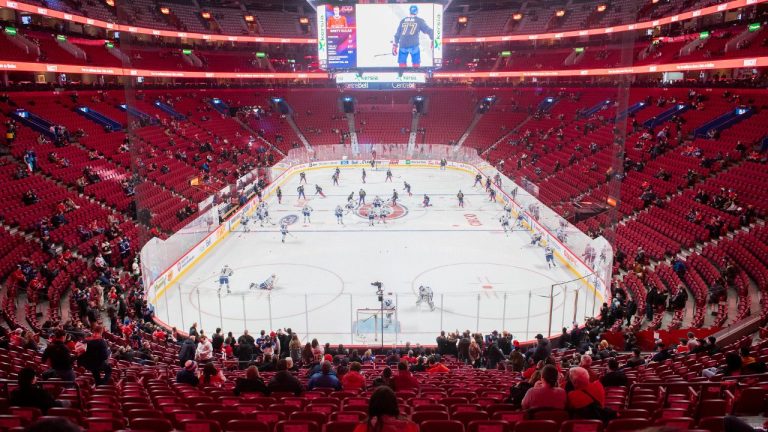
[353,308,397,344]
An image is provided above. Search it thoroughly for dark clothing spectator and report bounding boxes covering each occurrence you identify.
[176,368,199,386]
[601,370,628,387]
[10,384,60,414]
[308,371,341,390]
[41,340,75,382]
[78,334,111,385]
[178,338,196,367]
[234,377,269,395]
[268,370,304,395]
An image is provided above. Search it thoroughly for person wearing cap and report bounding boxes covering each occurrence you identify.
[532,334,552,362]
[176,360,200,386]
[308,360,341,390]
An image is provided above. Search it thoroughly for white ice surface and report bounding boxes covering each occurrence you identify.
[154,166,598,346]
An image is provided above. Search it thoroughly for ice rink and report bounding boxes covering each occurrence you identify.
[153,165,599,346]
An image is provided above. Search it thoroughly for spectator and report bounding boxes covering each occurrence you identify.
[600,358,627,387]
[198,362,226,388]
[234,366,270,395]
[625,348,645,368]
[10,368,65,414]
[268,358,304,395]
[426,356,450,373]
[78,325,111,386]
[176,360,200,386]
[702,352,742,378]
[211,328,224,354]
[178,336,196,366]
[522,364,566,411]
[308,360,341,390]
[372,366,395,389]
[566,367,606,418]
[353,386,418,432]
[532,334,552,362]
[196,335,213,363]
[41,329,75,382]
[342,361,366,391]
[392,361,420,392]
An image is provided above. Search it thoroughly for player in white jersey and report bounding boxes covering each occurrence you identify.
[383,297,396,328]
[499,214,511,235]
[345,199,356,214]
[545,246,556,268]
[503,203,512,218]
[556,226,567,243]
[416,285,435,311]
[250,274,277,291]
[531,232,542,246]
[334,205,344,224]
[302,205,313,224]
[219,265,234,294]
[280,223,289,243]
[378,206,388,224]
[241,215,251,232]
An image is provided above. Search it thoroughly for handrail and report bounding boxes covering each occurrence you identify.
[0,56,766,80]
[0,0,764,45]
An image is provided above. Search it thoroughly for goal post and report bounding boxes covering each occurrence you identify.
[353,308,398,344]
[372,160,390,171]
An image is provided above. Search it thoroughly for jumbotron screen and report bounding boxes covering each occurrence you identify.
[317,3,443,70]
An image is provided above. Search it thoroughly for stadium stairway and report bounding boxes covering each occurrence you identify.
[117,104,158,125]
[616,100,648,120]
[152,100,186,120]
[642,103,690,129]
[75,107,123,132]
[693,106,754,138]
[10,109,57,138]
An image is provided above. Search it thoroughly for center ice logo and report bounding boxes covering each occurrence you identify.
[280,215,299,226]
[356,203,408,220]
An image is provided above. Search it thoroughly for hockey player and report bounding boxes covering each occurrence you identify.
[280,223,289,243]
[302,204,313,224]
[345,199,356,214]
[385,168,393,182]
[383,297,396,327]
[241,215,251,232]
[335,167,341,178]
[368,209,376,226]
[416,285,435,311]
[219,265,233,294]
[347,191,355,203]
[392,5,434,68]
[545,246,557,268]
[457,190,465,208]
[500,214,511,234]
[276,187,282,204]
[473,174,482,187]
[403,181,412,196]
[297,185,306,200]
[531,232,542,246]
[251,274,277,291]
[299,172,307,184]
[439,158,447,170]
[556,226,567,243]
[485,177,492,192]
[358,188,367,205]
[315,184,326,198]
[335,205,344,225]
[391,189,399,206]
[494,173,502,188]
[488,188,497,202]
[504,203,512,218]
[361,169,367,184]
[372,196,383,211]
[331,172,339,186]
[378,206,388,224]
[422,194,431,207]
[370,159,376,169]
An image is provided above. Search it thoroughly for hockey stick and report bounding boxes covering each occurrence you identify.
[374,53,393,57]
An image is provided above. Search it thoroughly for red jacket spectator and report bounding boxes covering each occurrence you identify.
[342,368,366,391]
[567,367,606,411]
[427,360,450,374]
[392,364,420,391]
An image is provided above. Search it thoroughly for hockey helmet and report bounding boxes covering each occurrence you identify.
[410,5,418,15]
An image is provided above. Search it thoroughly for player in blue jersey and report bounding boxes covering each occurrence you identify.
[392,5,434,68]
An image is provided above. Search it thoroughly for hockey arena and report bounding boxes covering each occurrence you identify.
[147,145,610,346]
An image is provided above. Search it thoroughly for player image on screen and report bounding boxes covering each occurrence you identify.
[327,5,348,28]
[392,5,434,68]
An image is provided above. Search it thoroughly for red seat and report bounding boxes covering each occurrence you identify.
[129,418,174,432]
[655,417,694,429]
[325,420,359,432]
[606,418,650,432]
[223,419,270,432]
[178,419,222,432]
[290,411,327,424]
[418,419,464,432]
[512,420,558,432]
[84,416,127,431]
[452,411,489,426]
[560,420,604,432]
[412,411,451,423]
[330,411,366,422]
[274,419,321,432]
[466,420,513,432]
[697,416,725,432]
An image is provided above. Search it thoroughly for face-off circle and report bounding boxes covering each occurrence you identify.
[356,203,408,220]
